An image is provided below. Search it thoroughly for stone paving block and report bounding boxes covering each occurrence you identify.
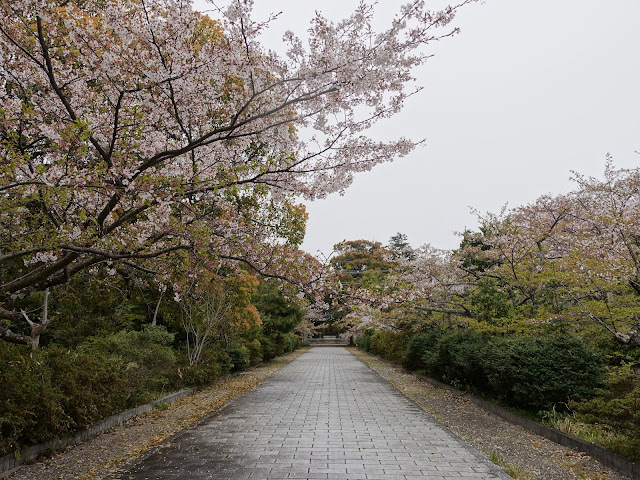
[120,348,510,480]
[365,475,408,480]
[287,472,328,479]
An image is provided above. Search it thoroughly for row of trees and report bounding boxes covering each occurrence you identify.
[338,162,640,348]
[0,0,473,348]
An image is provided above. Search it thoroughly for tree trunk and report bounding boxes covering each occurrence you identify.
[21,289,53,350]
[151,288,164,326]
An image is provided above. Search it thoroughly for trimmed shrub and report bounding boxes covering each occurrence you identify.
[180,343,231,386]
[43,346,129,431]
[260,334,279,361]
[282,333,301,353]
[483,334,605,411]
[0,344,63,454]
[357,331,374,352]
[78,326,178,403]
[402,331,441,370]
[424,330,489,391]
[260,333,300,360]
[360,328,605,414]
[244,339,263,366]
[573,363,640,460]
[369,330,409,364]
[0,343,128,456]
[180,360,225,387]
[227,344,250,372]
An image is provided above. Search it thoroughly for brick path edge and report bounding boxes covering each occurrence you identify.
[344,349,513,480]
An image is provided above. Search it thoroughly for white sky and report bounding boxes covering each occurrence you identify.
[195,0,640,257]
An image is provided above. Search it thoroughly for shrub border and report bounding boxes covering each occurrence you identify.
[0,388,194,477]
[408,368,639,479]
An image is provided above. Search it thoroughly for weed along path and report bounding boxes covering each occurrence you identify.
[116,347,511,480]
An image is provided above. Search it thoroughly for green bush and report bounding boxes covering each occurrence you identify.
[357,331,374,352]
[180,359,225,387]
[43,346,129,431]
[227,344,250,372]
[79,326,178,403]
[573,363,640,460]
[360,328,605,414]
[260,334,279,361]
[282,333,301,353]
[178,341,231,386]
[402,330,442,370]
[425,330,489,391]
[0,344,63,454]
[0,343,129,456]
[244,339,263,366]
[259,333,297,360]
[483,334,605,411]
[369,330,409,363]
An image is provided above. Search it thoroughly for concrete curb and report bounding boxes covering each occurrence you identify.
[0,388,194,478]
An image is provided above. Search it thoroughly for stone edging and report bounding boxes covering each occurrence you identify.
[408,368,639,479]
[0,388,194,478]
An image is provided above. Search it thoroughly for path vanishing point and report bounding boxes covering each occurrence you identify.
[119,347,511,480]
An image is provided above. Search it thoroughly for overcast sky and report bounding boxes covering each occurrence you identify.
[195,0,640,257]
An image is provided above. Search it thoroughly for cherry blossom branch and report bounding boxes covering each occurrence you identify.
[0,248,46,264]
[35,17,111,167]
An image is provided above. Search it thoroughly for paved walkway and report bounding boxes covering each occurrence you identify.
[121,348,510,480]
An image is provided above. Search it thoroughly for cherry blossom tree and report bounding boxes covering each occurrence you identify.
[561,162,640,346]
[339,163,640,347]
[441,164,640,344]
[455,194,574,321]
[0,0,474,346]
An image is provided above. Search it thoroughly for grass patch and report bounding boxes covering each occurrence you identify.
[545,412,636,460]
[488,451,534,480]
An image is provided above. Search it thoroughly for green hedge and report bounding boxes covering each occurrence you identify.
[573,363,640,460]
[260,332,301,361]
[483,334,605,411]
[227,344,251,372]
[0,343,129,454]
[360,329,605,412]
[78,326,179,404]
[0,327,302,456]
[367,328,639,461]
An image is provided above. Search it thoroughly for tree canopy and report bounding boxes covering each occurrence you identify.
[0,0,473,346]
[339,163,640,347]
